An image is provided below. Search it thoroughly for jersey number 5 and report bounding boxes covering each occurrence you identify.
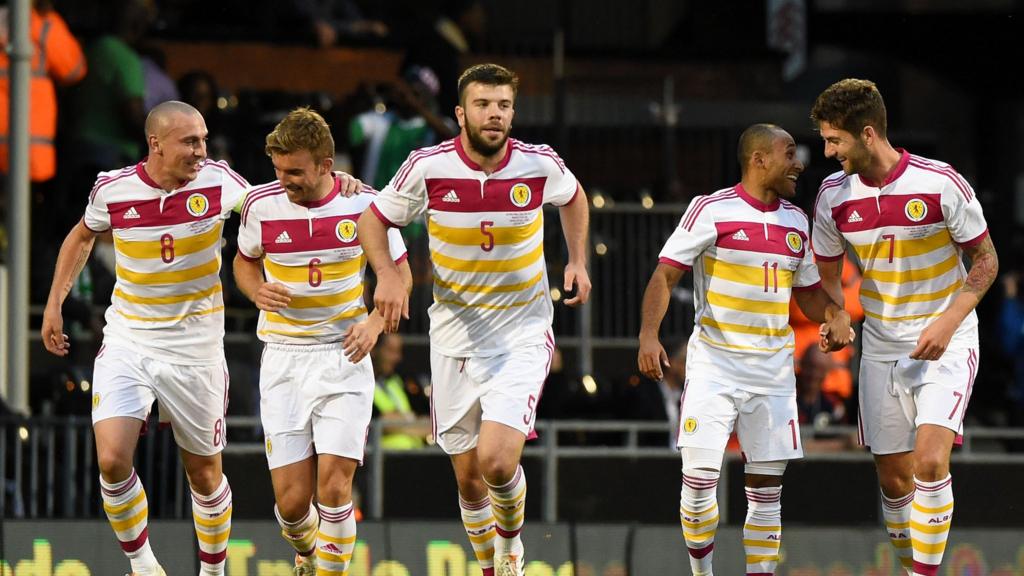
[480,221,495,252]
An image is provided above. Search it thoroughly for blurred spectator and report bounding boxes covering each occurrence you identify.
[371,333,430,449]
[392,0,485,115]
[293,0,390,48]
[1000,271,1024,426]
[0,0,86,293]
[137,42,179,112]
[66,0,148,171]
[348,65,456,190]
[796,345,856,452]
[177,70,232,161]
[790,254,863,405]
[0,0,86,183]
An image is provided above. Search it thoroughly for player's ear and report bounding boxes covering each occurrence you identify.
[861,125,875,145]
[455,105,466,128]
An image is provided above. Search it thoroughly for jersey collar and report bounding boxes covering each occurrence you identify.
[454,135,513,174]
[858,148,910,188]
[299,174,341,208]
[135,158,191,192]
[734,183,780,212]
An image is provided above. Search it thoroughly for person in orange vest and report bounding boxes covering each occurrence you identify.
[0,0,86,183]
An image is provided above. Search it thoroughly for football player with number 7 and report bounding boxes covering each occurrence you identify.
[810,79,998,576]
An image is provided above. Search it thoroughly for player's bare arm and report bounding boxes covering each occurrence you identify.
[358,206,409,332]
[232,252,291,312]
[814,258,845,308]
[912,235,999,361]
[41,218,98,356]
[344,260,413,363]
[638,263,685,380]
[794,288,854,352]
[559,185,592,306]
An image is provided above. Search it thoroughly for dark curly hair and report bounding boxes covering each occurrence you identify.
[810,78,888,138]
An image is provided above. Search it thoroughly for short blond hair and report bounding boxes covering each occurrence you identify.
[265,107,335,162]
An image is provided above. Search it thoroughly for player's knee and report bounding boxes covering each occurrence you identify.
[912,453,949,482]
[96,448,133,481]
[276,494,311,522]
[478,454,517,486]
[318,476,353,507]
[187,467,222,495]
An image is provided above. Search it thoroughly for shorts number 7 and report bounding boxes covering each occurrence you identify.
[947,391,964,420]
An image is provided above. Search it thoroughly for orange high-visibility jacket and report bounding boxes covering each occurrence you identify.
[0,8,86,182]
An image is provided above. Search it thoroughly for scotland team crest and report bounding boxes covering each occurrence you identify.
[265,437,273,456]
[785,231,803,253]
[336,219,358,242]
[683,417,698,435]
[186,193,210,217]
[510,183,532,207]
[904,198,927,222]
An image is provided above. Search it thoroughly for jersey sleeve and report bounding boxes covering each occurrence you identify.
[213,161,252,216]
[811,187,845,261]
[386,227,408,263]
[940,172,989,248]
[371,152,429,227]
[538,146,579,207]
[83,174,112,232]
[236,194,263,261]
[657,196,718,269]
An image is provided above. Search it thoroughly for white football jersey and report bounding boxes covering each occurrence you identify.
[371,137,579,356]
[83,159,249,365]
[237,176,407,344]
[812,151,989,360]
[659,184,820,395]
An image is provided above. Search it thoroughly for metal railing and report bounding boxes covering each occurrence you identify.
[4,416,1024,522]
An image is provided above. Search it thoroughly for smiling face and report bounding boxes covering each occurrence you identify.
[763,131,804,199]
[271,148,333,204]
[456,81,515,157]
[819,120,872,176]
[152,111,208,183]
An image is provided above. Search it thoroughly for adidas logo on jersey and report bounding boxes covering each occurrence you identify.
[123,207,140,219]
[847,210,863,223]
[275,231,292,244]
[442,190,460,203]
[732,229,749,241]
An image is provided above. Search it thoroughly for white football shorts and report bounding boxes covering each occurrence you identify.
[259,342,374,469]
[858,348,979,454]
[676,376,803,462]
[91,343,229,456]
[430,331,555,455]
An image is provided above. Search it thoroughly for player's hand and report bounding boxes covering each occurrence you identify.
[819,310,854,352]
[343,314,384,363]
[254,282,292,312]
[335,172,365,197]
[638,333,669,380]
[911,313,958,361]
[374,269,409,333]
[41,304,70,356]
[563,261,591,307]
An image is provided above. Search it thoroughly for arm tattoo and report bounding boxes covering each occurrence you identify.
[61,241,95,301]
[962,236,998,300]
